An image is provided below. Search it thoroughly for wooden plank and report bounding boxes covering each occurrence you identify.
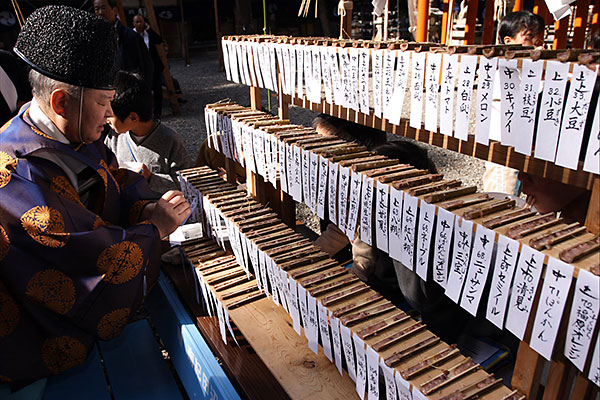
[541,359,571,400]
[585,177,600,234]
[228,297,357,399]
[43,344,110,400]
[482,0,496,45]
[250,86,262,111]
[99,320,183,400]
[572,1,591,48]
[571,372,598,400]
[511,342,545,399]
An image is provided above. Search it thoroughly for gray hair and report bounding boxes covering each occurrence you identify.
[28,69,81,108]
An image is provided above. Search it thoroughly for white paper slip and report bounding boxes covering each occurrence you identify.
[216,301,227,344]
[266,256,279,305]
[382,49,397,116]
[514,59,543,154]
[286,143,295,195]
[409,52,426,129]
[432,207,455,288]
[386,50,410,125]
[292,145,303,202]
[288,45,296,98]
[588,334,600,387]
[317,301,333,362]
[316,155,329,219]
[474,57,498,145]
[321,46,333,104]
[310,151,320,213]
[252,44,264,89]
[445,218,474,303]
[395,371,413,400]
[228,42,240,83]
[349,47,361,111]
[263,134,272,181]
[359,48,371,114]
[269,44,278,93]
[381,360,397,400]
[529,258,573,361]
[564,269,600,372]
[339,49,351,108]
[583,95,600,174]
[297,284,309,338]
[340,324,357,382]
[400,193,419,270]
[311,45,322,104]
[372,49,384,118]
[301,149,311,206]
[486,234,520,329]
[269,135,278,186]
[534,60,570,161]
[366,345,380,400]
[439,53,459,136]
[505,245,545,340]
[555,64,598,170]
[328,161,339,225]
[329,312,344,375]
[374,182,390,252]
[246,42,258,87]
[296,45,304,97]
[221,40,232,81]
[388,185,403,260]
[306,293,320,355]
[424,52,442,133]
[329,47,343,105]
[278,266,290,314]
[353,334,367,400]
[454,55,478,140]
[360,176,375,246]
[303,46,313,100]
[275,45,286,93]
[287,278,301,335]
[338,166,351,232]
[460,224,495,316]
[415,201,436,281]
[346,171,363,240]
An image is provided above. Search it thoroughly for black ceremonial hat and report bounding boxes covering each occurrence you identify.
[14,5,118,90]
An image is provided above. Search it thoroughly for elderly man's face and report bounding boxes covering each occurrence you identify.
[63,88,115,144]
[93,0,116,23]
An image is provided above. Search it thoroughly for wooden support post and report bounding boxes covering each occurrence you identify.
[144,0,181,116]
[340,1,353,39]
[585,177,600,234]
[178,0,190,66]
[482,0,495,45]
[512,0,524,12]
[571,372,597,399]
[214,0,224,72]
[416,0,429,42]
[572,0,590,49]
[464,0,479,45]
[440,0,451,44]
[553,16,569,50]
[512,342,545,399]
[250,87,262,111]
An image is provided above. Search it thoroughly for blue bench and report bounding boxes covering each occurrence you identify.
[43,272,240,400]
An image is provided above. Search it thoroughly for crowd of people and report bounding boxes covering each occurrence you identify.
[0,4,596,399]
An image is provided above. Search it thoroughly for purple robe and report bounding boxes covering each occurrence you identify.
[0,108,161,383]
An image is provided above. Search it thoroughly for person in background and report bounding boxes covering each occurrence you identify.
[311,114,387,263]
[133,14,164,119]
[484,10,545,195]
[94,0,153,89]
[0,49,31,124]
[0,6,190,395]
[105,71,193,198]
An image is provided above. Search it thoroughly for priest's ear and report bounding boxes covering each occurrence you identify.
[49,88,73,119]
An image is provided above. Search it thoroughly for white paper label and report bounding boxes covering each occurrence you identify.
[439,54,459,136]
[302,148,311,205]
[583,95,600,174]
[349,47,360,111]
[316,155,329,219]
[564,269,599,372]
[534,61,570,161]
[360,176,375,246]
[330,47,343,105]
[529,258,573,361]
[382,50,397,115]
[386,51,410,125]
[375,182,390,253]
[432,207,455,288]
[514,59,544,154]
[486,234,520,329]
[424,52,442,133]
[366,345,380,400]
[474,57,498,145]
[317,301,333,361]
[306,293,320,354]
[341,324,357,381]
[328,162,339,225]
[292,145,303,202]
[359,49,371,114]
[346,171,363,240]
[588,334,600,387]
[310,151,319,212]
[297,46,304,97]
[353,334,367,400]
[409,52,426,129]
[445,218,474,303]
[498,59,521,147]
[297,284,309,339]
[381,360,398,400]
[400,193,419,270]
[460,224,495,315]
[395,371,413,400]
[505,245,545,340]
[415,201,436,281]
[338,166,351,232]
[372,50,384,118]
[454,55,478,140]
[321,47,333,104]
[388,186,404,262]
[329,312,344,375]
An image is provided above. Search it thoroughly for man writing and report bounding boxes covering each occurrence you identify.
[0,5,190,395]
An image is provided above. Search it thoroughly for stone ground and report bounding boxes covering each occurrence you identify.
[163,49,486,230]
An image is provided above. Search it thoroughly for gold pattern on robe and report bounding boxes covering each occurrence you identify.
[97,241,143,284]
[97,160,120,193]
[0,285,19,338]
[129,200,151,226]
[0,224,8,261]
[96,308,130,340]
[25,269,76,315]
[50,176,83,206]
[0,151,17,189]
[20,206,70,248]
[0,118,13,134]
[92,215,105,230]
[41,336,87,374]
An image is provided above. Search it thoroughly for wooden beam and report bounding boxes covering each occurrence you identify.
[464,0,479,45]
[572,0,590,49]
[585,177,600,234]
[482,0,495,45]
[416,0,429,42]
[512,342,545,399]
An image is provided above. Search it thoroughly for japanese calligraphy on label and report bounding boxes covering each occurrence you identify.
[439,54,458,136]
[338,166,351,232]
[409,52,426,129]
[328,161,339,225]
[474,57,498,145]
[486,234,520,329]
[366,345,380,400]
[346,170,363,240]
[372,49,384,118]
[353,334,367,400]
[454,55,478,140]
[415,201,435,281]
[360,176,375,246]
[583,95,600,174]
[388,186,404,261]
[424,52,442,133]
[460,224,495,316]
[386,50,410,125]
[446,218,474,303]
[432,207,455,288]
[514,59,543,155]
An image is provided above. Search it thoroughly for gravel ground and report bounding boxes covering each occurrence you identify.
[163,50,485,230]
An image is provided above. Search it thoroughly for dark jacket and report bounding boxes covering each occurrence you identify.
[115,22,153,87]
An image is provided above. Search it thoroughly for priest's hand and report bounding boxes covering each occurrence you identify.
[150,190,191,238]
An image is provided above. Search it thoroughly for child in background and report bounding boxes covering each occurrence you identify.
[484,10,545,195]
[106,71,193,197]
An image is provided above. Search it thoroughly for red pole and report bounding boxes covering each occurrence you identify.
[464,0,479,45]
[416,0,429,42]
